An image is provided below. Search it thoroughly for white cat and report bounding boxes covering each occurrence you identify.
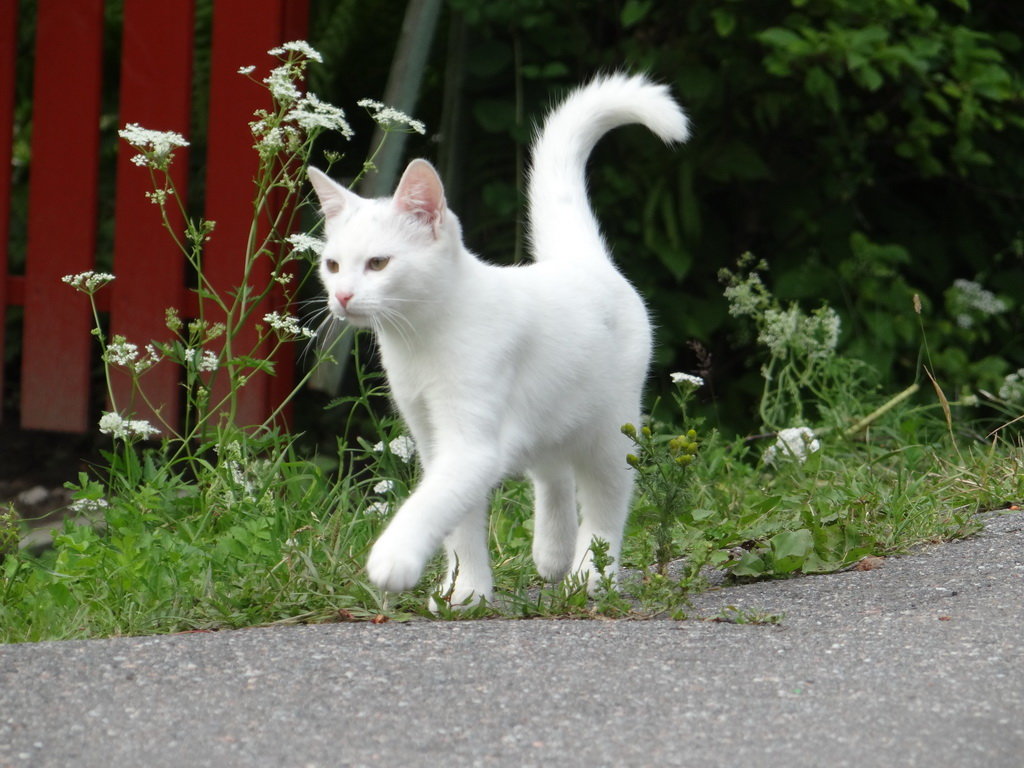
[308,73,689,606]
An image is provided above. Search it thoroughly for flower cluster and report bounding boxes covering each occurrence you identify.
[758,305,841,361]
[98,412,160,441]
[372,435,416,463]
[948,278,1008,329]
[70,497,110,514]
[671,372,704,388]
[286,93,354,138]
[998,368,1024,403]
[104,336,161,374]
[263,311,316,340]
[242,41,355,159]
[183,347,220,373]
[764,426,820,466]
[357,99,427,135]
[118,123,190,170]
[62,271,115,294]
[285,232,325,258]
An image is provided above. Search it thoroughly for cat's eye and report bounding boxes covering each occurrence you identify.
[366,256,391,272]
[324,258,339,274]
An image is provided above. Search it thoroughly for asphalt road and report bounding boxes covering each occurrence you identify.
[2,511,1022,768]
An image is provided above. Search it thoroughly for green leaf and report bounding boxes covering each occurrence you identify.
[770,529,814,573]
[620,0,652,29]
[731,550,768,577]
[711,8,736,38]
[804,66,840,113]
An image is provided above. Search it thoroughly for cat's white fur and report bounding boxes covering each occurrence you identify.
[308,73,689,605]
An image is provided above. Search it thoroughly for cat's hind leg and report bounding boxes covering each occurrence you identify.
[571,447,634,593]
[527,464,578,582]
[437,502,493,609]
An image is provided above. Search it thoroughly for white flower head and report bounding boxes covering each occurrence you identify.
[268,40,323,63]
[949,278,1008,329]
[119,123,189,169]
[373,479,395,495]
[62,271,115,294]
[286,93,354,139]
[98,411,160,441]
[285,232,325,258]
[237,65,256,75]
[104,336,139,367]
[364,500,391,516]
[671,372,704,388]
[263,311,316,340]
[264,65,302,103]
[198,349,219,372]
[372,435,416,463]
[357,98,426,135]
[764,426,820,466]
[998,368,1024,402]
[70,497,110,514]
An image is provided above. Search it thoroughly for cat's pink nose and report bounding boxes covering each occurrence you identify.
[336,291,354,309]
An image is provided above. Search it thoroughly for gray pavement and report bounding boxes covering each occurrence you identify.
[2,511,1022,768]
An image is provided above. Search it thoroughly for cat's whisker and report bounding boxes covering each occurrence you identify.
[378,306,417,348]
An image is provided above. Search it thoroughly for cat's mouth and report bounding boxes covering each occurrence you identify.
[333,305,373,329]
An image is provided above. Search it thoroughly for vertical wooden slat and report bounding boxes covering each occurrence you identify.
[21,0,105,432]
[109,0,195,432]
[0,0,17,424]
[204,0,307,428]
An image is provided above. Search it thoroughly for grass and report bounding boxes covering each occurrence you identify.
[1,375,1021,642]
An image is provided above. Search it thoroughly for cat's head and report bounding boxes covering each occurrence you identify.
[307,160,461,331]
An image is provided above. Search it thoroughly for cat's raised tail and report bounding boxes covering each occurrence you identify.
[526,72,689,263]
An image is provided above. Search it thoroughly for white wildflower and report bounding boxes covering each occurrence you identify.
[198,349,219,372]
[104,336,139,367]
[372,435,416,463]
[999,369,1024,402]
[285,232,325,257]
[263,311,316,339]
[286,93,354,138]
[70,497,110,514]
[357,98,426,135]
[237,65,256,75]
[98,411,160,441]
[268,40,323,63]
[373,479,395,494]
[764,426,820,466]
[264,65,302,102]
[119,123,189,168]
[949,278,1008,329]
[62,271,115,293]
[133,344,161,373]
[365,500,391,516]
[671,372,704,388]
[145,188,172,205]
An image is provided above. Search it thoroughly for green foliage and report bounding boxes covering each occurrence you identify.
[436,0,1024,427]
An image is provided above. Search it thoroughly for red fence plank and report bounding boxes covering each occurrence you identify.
[0,1,16,424]
[204,0,307,428]
[109,0,196,432]
[20,0,105,432]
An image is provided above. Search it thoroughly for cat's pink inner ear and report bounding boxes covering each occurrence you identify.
[307,166,350,220]
[393,159,446,235]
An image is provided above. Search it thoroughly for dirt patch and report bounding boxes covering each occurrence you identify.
[0,422,101,529]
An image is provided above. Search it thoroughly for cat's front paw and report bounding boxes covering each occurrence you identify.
[366,528,432,593]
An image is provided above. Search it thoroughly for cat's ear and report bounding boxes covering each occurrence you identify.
[393,159,446,237]
[307,166,358,222]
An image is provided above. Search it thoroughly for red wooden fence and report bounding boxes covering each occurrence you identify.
[1,0,308,433]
